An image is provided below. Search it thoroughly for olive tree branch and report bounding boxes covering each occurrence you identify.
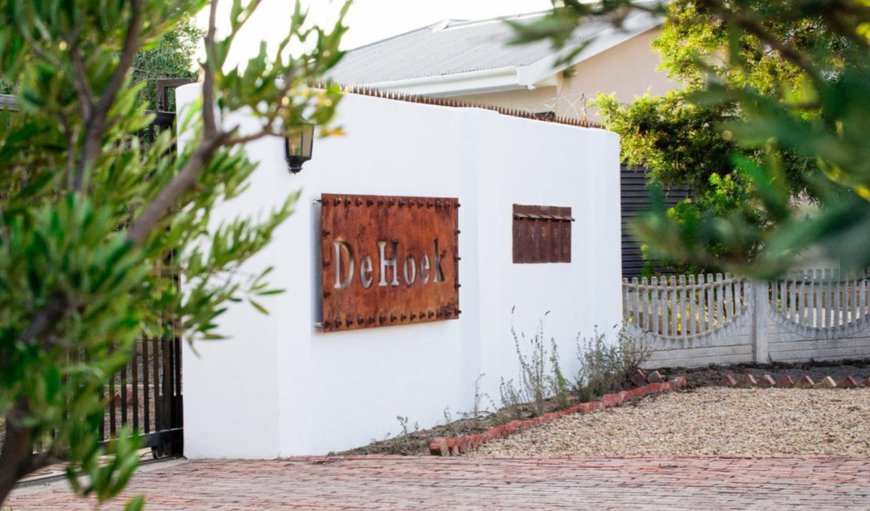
[202,0,219,138]
[74,0,145,191]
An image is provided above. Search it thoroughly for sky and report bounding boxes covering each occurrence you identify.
[200,0,554,64]
[305,0,554,49]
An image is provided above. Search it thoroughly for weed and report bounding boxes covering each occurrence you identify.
[395,416,419,451]
[510,310,550,414]
[548,338,570,409]
[498,310,570,417]
[460,373,490,420]
[441,407,459,437]
[575,326,651,401]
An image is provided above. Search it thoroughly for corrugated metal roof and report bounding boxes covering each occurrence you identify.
[328,12,629,86]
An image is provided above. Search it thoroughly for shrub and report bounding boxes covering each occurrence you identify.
[575,327,651,402]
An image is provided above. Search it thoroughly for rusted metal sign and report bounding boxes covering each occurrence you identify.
[320,193,460,332]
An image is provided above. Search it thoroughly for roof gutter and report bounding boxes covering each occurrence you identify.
[361,67,527,97]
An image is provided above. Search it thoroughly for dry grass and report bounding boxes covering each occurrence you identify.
[473,387,870,457]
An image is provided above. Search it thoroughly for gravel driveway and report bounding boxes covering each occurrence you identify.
[473,388,870,457]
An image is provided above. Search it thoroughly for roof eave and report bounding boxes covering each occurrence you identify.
[358,67,526,97]
[517,13,663,86]
[338,11,662,97]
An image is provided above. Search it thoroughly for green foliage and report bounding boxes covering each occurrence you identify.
[513,0,870,276]
[132,14,202,110]
[596,90,741,193]
[0,0,350,506]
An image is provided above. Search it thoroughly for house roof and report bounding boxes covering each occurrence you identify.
[328,10,662,96]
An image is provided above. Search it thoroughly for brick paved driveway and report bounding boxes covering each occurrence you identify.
[8,456,870,510]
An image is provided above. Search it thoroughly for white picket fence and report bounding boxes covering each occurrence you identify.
[623,273,748,339]
[769,269,870,330]
[623,269,870,368]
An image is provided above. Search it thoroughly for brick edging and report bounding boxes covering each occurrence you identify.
[429,376,688,456]
[722,373,870,389]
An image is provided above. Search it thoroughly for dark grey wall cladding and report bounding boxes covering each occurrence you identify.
[620,165,690,277]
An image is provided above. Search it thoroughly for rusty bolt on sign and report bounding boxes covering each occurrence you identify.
[320,194,460,332]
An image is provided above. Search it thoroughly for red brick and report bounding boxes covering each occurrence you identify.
[624,388,642,400]
[646,370,664,384]
[862,377,870,388]
[585,401,603,412]
[813,376,837,389]
[651,382,669,393]
[722,374,738,387]
[737,374,758,388]
[839,376,859,388]
[601,392,623,408]
[575,402,597,413]
[9,456,870,510]
[794,375,815,389]
[776,375,795,388]
[429,437,448,456]
[459,437,470,454]
[758,374,776,388]
[629,368,648,387]
[672,375,688,389]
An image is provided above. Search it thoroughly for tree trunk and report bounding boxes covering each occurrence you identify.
[0,407,34,505]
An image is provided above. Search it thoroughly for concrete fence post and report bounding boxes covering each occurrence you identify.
[752,280,769,363]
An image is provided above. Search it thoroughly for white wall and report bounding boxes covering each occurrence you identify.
[178,85,622,458]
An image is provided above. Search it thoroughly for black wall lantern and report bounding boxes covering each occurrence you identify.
[284,123,314,174]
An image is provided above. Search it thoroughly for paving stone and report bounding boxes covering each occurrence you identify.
[8,456,870,510]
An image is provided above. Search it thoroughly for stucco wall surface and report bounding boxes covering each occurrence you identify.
[557,28,678,121]
[177,85,622,458]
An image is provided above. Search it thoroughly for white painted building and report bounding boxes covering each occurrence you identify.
[178,84,622,458]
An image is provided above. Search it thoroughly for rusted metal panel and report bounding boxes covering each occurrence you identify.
[320,193,460,332]
[513,204,573,264]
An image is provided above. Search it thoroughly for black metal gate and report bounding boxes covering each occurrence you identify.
[102,79,192,457]
[3,79,192,458]
[102,336,183,457]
